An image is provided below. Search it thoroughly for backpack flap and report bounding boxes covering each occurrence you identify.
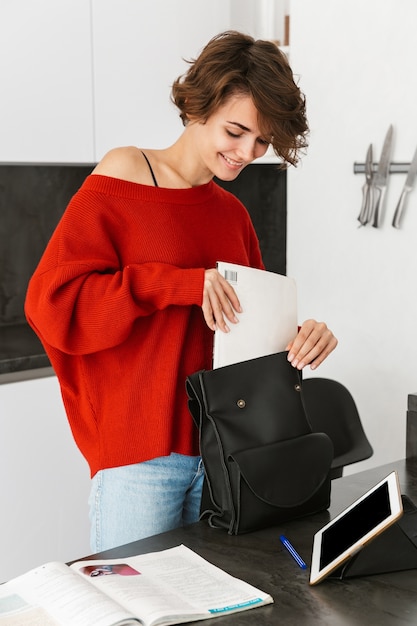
[230,432,333,508]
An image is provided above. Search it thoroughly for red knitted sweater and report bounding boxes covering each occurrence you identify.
[25,175,264,477]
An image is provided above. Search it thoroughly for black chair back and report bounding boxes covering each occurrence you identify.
[302,377,373,479]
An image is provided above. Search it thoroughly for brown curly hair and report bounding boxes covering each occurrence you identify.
[171,31,309,167]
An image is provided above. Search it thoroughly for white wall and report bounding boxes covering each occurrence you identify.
[288,0,417,473]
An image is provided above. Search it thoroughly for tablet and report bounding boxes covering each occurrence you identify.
[309,471,403,585]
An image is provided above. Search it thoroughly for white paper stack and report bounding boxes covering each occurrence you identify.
[213,261,297,369]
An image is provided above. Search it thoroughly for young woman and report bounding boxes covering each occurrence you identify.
[25,31,337,552]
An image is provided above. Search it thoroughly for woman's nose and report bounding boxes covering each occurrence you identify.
[237,139,257,162]
[238,138,267,162]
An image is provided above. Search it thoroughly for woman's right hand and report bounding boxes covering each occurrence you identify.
[202,269,242,333]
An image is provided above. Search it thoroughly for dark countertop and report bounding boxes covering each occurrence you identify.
[0,323,52,382]
[72,458,417,626]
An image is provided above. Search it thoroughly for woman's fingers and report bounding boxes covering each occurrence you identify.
[202,269,242,332]
[286,320,338,370]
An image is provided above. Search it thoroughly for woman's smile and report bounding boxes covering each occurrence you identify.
[220,153,245,169]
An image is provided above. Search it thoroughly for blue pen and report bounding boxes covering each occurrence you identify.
[279,534,307,570]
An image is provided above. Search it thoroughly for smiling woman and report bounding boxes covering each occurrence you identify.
[25,30,337,554]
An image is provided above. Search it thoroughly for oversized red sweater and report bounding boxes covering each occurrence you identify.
[25,175,264,477]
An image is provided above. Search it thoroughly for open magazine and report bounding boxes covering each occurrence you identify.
[0,544,273,626]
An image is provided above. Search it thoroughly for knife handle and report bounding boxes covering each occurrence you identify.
[358,183,371,225]
[372,186,386,228]
[392,189,408,229]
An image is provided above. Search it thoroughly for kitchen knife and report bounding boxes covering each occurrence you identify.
[392,145,417,228]
[357,144,373,226]
[372,125,394,228]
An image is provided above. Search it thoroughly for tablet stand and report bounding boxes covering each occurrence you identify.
[329,495,417,579]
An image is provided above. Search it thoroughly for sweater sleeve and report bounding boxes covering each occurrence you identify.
[25,197,205,355]
[25,261,205,355]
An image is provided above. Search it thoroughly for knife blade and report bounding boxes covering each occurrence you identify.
[372,125,394,228]
[392,144,417,228]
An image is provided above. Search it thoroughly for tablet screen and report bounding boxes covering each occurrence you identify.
[319,480,390,569]
[310,471,403,585]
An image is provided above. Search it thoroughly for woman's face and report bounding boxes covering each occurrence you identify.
[190,94,270,181]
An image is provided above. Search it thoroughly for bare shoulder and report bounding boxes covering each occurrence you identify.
[92,146,151,184]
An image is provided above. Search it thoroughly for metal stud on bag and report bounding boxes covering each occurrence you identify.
[295,384,301,392]
[237,399,246,408]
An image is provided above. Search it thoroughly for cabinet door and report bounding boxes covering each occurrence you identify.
[92,0,229,159]
[0,0,94,162]
[0,375,91,582]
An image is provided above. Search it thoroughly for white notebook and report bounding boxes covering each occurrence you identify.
[213,262,298,369]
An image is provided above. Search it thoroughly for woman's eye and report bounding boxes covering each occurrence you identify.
[226,130,241,138]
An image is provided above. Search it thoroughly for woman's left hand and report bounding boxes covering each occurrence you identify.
[286,319,338,370]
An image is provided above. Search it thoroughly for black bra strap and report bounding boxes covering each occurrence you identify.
[141,151,158,187]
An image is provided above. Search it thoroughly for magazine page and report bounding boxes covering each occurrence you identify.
[213,262,297,369]
[0,561,138,626]
[70,544,273,626]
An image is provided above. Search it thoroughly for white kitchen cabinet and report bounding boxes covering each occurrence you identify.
[0,0,94,163]
[0,1,291,164]
[91,0,230,159]
[91,0,292,160]
[0,0,230,163]
[0,375,91,582]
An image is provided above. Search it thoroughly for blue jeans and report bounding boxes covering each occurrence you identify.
[88,453,204,552]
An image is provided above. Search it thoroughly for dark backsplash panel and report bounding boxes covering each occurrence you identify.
[215,164,286,275]
[0,162,286,376]
[0,164,94,325]
[0,163,286,329]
